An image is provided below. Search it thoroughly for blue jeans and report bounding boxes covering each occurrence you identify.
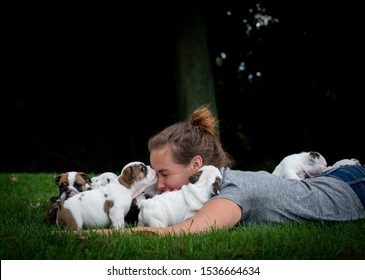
[319,165,365,208]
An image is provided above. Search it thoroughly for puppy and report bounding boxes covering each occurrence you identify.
[56,161,157,230]
[325,158,361,171]
[138,165,222,227]
[89,171,157,225]
[55,172,92,200]
[43,171,91,225]
[272,151,327,180]
[90,172,118,189]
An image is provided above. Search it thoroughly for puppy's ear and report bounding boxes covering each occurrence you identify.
[307,151,321,165]
[309,151,320,160]
[189,170,202,184]
[212,176,222,195]
[119,166,134,188]
[55,174,62,185]
[79,172,91,183]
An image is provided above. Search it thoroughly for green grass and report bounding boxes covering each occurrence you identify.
[1,173,364,260]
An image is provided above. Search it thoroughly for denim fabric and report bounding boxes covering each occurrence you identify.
[319,165,365,208]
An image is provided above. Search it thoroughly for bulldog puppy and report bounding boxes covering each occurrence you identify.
[90,172,118,189]
[272,151,327,180]
[55,172,92,200]
[43,171,91,225]
[56,161,157,231]
[89,172,159,225]
[138,165,222,228]
[325,158,361,171]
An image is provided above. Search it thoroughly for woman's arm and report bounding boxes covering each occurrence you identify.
[169,198,242,234]
[93,198,242,235]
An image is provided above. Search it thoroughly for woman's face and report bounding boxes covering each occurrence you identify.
[150,146,201,193]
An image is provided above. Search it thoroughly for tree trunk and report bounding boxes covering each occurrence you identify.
[174,0,218,120]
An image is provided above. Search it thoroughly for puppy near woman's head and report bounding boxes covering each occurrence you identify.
[118,161,155,189]
[137,165,222,228]
[188,165,223,195]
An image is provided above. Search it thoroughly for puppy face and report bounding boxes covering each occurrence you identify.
[118,161,154,189]
[90,172,118,189]
[188,165,222,195]
[306,151,327,175]
[55,171,91,200]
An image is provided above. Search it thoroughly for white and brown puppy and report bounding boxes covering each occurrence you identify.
[138,165,222,228]
[43,171,91,225]
[89,171,158,225]
[272,151,327,180]
[90,172,118,189]
[56,161,157,231]
[55,171,92,200]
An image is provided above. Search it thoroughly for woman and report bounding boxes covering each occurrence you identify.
[98,104,365,235]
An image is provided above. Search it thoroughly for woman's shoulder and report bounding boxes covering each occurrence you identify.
[219,167,272,177]
[218,167,276,187]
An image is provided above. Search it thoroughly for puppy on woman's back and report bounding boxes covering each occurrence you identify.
[272,151,327,180]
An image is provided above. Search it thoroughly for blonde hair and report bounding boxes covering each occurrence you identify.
[148,104,234,168]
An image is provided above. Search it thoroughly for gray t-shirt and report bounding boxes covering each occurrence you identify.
[212,168,365,225]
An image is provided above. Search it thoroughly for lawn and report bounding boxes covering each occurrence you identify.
[1,173,364,260]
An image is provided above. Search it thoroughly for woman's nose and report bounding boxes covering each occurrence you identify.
[156,179,167,192]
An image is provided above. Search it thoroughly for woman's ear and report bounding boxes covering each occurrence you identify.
[191,155,204,172]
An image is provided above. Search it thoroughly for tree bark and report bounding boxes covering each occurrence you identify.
[174,0,218,120]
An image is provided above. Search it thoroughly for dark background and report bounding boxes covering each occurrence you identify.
[2,1,363,174]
